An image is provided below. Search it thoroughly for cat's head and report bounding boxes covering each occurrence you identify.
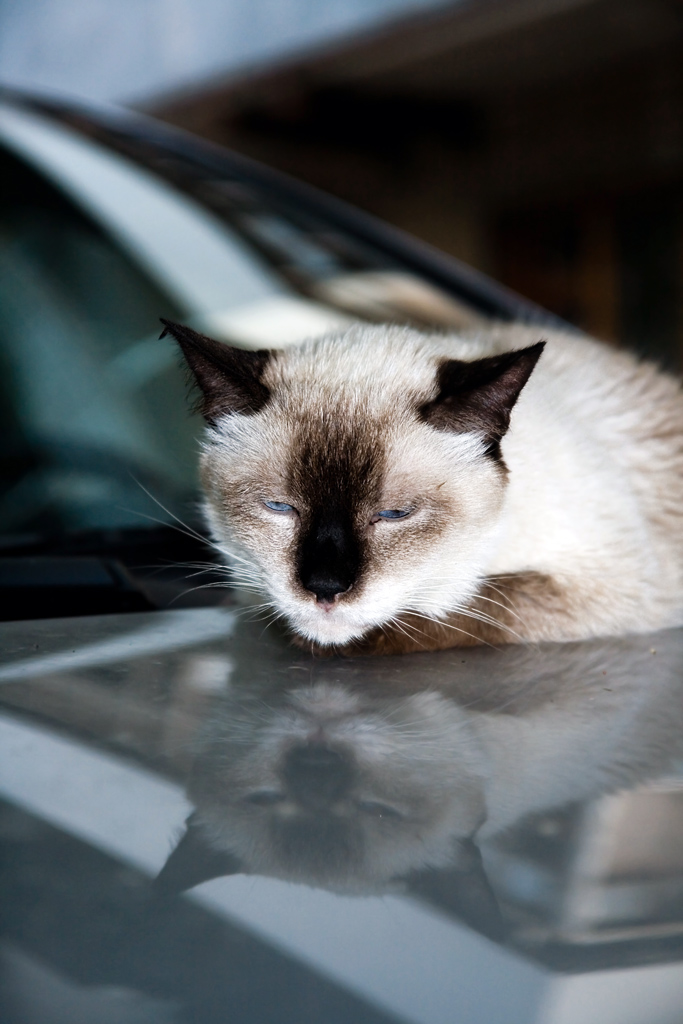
[163,321,543,646]
[158,682,486,894]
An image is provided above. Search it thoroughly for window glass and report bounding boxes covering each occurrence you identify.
[0,149,198,533]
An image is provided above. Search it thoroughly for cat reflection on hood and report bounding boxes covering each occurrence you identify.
[158,632,683,899]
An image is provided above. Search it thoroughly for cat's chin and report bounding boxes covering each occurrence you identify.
[291,620,370,647]
[283,604,376,647]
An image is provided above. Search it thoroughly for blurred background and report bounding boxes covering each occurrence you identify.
[3,0,683,369]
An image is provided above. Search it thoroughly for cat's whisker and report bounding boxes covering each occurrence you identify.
[150,559,255,587]
[223,564,261,576]
[119,506,210,547]
[473,593,527,627]
[411,578,527,624]
[485,575,528,592]
[404,609,503,648]
[168,572,268,605]
[237,603,283,624]
[446,603,526,642]
[396,616,437,644]
[224,573,264,588]
[385,613,466,651]
[165,582,234,606]
[224,562,262,576]
[409,589,528,634]
[125,480,210,546]
[405,582,525,638]
[410,584,528,633]
[386,616,429,647]
[253,606,290,641]
[215,547,266,571]
[182,567,231,582]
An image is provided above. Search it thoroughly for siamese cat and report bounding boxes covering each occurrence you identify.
[162,320,683,654]
[158,629,683,900]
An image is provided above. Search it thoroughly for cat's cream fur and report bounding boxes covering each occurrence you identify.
[166,320,683,653]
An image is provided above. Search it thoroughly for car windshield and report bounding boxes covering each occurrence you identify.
[0,99,498,541]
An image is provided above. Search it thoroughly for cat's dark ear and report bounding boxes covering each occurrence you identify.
[155,814,243,896]
[420,342,545,459]
[160,319,272,423]
[403,839,506,941]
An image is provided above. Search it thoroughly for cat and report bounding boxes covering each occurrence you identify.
[161,319,683,654]
[157,627,683,899]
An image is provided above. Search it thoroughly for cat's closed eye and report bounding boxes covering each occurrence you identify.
[371,509,413,523]
[263,501,298,514]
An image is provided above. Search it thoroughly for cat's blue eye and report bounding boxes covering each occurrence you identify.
[264,501,296,513]
[377,509,411,519]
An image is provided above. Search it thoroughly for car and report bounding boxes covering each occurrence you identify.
[1,90,682,1024]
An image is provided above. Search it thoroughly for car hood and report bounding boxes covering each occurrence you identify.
[2,608,683,1023]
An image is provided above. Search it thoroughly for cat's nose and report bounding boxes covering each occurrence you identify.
[298,510,360,603]
[283,743,353,809]
[305,576,351,605]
